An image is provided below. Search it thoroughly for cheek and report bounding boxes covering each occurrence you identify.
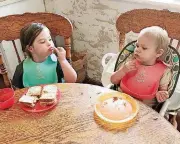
[33,45,44,53]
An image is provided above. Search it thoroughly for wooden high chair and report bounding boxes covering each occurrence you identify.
[0,12,73,87]
[115,9,180,128]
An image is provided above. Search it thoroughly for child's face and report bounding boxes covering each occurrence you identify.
[30,27,54,59]
[134,34,163,65]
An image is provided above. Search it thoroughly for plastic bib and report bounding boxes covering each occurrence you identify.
[23,55,58,87]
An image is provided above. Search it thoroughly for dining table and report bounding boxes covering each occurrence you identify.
[0,83,180,144]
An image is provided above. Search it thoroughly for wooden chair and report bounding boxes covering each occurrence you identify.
[116,9,180,51]
[0,12,73,87]
[115,9,180,128]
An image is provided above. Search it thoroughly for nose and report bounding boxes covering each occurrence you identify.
[47,40,54,48]
[135,47,140,53]
[47,40,51,46]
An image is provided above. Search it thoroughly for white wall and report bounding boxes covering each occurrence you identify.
[44,0,180,82]
[0,0,45,79]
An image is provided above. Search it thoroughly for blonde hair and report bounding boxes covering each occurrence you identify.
[139,26,169,59]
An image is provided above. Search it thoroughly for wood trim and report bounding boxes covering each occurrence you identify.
[12,40,21,63]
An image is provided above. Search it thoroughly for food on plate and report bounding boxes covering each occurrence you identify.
[26,86,42,97]
[42,85,57,94]
[19,95,38,108]
[96,97,133,121]
[19,85,58,108]
[39,92,57,106]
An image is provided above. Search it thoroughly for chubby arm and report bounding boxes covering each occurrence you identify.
[54,47,77,83]
[155,68,172,102]
[111,67,126,84]
[111,60,137,84]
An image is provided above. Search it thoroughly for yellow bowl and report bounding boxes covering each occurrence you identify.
[94,91,139,130]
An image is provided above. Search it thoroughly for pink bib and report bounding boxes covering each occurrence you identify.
[120,61,167,100]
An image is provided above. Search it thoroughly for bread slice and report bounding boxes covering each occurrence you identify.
[19,95,38,108]
[39,92,57,106]
[42,85,57,94]
[26,86,42,97]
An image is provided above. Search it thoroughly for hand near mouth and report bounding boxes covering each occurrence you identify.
[53,47,66,61]
[123,59,137,73]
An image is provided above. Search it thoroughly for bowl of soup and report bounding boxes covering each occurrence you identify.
[94,91,139,130]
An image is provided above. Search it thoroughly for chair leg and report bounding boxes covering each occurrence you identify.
[0,55,10,87]
[169,115,178,129]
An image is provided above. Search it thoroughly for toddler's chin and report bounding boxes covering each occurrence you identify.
[47,50,53,56]
[134,58,143,65]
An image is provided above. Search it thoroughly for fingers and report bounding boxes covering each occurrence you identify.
[156,91,169,102]
[56,47,65,52]
[53,47,66,55]
[54,47,66,61]
[126,61,137,71]
[0,66,7,74]
[157,94,164,102]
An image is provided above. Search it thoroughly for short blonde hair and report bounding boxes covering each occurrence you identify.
[139,26,169,53]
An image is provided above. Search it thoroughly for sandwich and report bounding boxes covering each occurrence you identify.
[42,85,57,94]
[26,86,42,97]
[39,92,57,106]
[19,95,38,108]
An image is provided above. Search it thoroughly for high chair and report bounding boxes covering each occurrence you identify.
[0,12,73,88]
[101,9,180,127]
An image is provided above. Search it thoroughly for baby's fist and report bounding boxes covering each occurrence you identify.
[156,91,169,102]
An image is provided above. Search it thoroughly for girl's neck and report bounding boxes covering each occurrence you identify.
[137,59,157,66]
[32,55,47,63]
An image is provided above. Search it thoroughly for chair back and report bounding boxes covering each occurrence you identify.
[116,9,180,51]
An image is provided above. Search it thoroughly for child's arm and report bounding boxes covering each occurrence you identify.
[111,60,137,84]
[12,63,24,89]
[155,68,171,102]
[54,47,77,83]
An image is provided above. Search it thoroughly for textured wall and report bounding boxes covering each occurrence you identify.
[44,0,180,82]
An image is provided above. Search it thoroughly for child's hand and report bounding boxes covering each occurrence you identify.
[122,60,137,73]
[54,47,66,61]
[0,67,7,74]
[155,91,169,102]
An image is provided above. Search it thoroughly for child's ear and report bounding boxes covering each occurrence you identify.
[27,45,33,52]
[156,49,164,58]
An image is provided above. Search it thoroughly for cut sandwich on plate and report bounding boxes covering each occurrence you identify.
[19,95,38,108]
[26,86,42,97]
[39,92,57,106]
[42,85,57,94]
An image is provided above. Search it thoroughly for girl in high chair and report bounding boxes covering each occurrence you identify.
[111,26,171,108]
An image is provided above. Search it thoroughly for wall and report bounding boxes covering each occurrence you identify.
[44,0,180,82]
[0,0,45,79]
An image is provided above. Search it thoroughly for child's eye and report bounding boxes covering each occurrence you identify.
[142,47,147,50]
[40,40,45,44]
[49,38,52,41]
